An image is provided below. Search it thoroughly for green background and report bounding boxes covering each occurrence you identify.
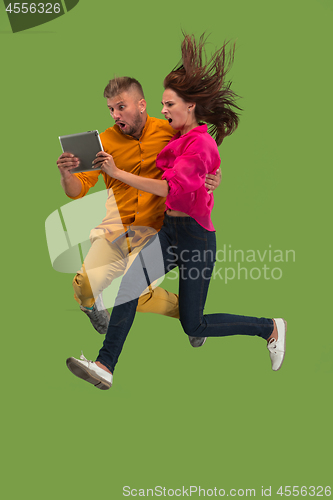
[1,0,332,498]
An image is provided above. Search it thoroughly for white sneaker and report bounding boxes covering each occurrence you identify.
[267,318,287,371]
[66,353,112,390]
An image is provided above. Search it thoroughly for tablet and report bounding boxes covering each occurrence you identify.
[59,130,104,173]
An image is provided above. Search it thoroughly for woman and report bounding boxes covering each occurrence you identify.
[66,34,287,389]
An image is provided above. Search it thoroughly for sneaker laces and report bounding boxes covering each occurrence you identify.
[80,352,112,382]
[82,302,105,321]
[80,351,92,364]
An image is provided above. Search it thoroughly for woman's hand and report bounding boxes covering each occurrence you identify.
[93,151,119,178]
[93,150,168,197]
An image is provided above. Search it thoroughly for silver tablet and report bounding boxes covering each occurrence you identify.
[59,130,104,173]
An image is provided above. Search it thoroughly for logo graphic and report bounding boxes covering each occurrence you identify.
[3,0,79,33]
[45,190,164,309]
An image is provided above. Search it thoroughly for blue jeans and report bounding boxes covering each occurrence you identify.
[97,215,274,373]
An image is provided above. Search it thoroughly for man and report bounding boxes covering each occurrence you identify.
[57,77,220,347]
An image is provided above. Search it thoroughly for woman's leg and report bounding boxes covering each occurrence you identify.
[176,221,274,340]
[96,228,176,373]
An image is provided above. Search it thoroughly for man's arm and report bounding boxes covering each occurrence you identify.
[57,152,83,198]
[205,168,222,194]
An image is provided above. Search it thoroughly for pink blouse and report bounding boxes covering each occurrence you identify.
[156,124,221,231]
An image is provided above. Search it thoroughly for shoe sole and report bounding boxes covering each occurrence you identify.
[274,318,287,371]
[189,337,207,348]
[66,357,111,390]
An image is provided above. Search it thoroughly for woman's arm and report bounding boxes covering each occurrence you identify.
[93,151,169,198]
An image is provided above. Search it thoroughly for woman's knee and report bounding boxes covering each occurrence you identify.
[179,315,201,337]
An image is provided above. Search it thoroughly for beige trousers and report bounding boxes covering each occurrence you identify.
[73,231,179,318]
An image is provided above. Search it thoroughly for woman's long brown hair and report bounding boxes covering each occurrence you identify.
[164,33,241,146]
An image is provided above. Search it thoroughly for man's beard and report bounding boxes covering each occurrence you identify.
[120,111,143,137]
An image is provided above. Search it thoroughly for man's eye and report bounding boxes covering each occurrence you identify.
[119,106,125,110]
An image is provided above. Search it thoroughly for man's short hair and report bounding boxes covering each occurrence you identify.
[103,77,145,99]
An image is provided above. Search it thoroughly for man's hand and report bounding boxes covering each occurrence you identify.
[57,152,82,197]
[93,151,119,178]
[205,168,222,194]
[57,152,79,179]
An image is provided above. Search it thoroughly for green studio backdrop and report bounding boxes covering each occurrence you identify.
[1,0,332,499]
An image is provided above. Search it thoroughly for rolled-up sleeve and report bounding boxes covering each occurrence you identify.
[161,153,208,195]
[67,170,101,199]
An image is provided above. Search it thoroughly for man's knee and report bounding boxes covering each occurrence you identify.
[73,270,86,288]
[72,267,95,307]
[73,265,90,291]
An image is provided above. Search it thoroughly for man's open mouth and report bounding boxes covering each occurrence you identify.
[117,122,126,129]
[167,118,172,123]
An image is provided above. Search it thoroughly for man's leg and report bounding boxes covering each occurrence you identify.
[73,235,128,333]
[73,233,179,333]
[137,286,179,319]
[123,231,180,319]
